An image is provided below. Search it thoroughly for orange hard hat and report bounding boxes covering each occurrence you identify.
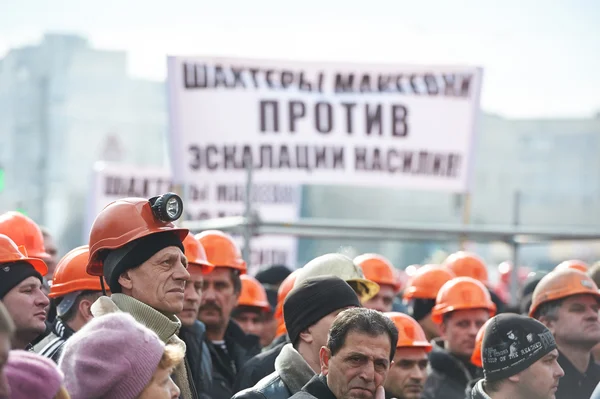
[431,277,496,324]
[403,264,456,300]
[0,234,47,276]
[355,254,401,292]
[385,312,432,352]
[87,195,188,276]
[196,230,246,273]
[555,260,589,273]
[50,246,105,299]
[182,233,214,274]
[275,269,301,336]
[443,251,489,283]
[529,269,600,318]
[471,318,493,368]
[237,275,271,312]
[0,211,50,260]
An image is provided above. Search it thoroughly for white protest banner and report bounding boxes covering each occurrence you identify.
[84,162,300,272]
[167,56,483,192]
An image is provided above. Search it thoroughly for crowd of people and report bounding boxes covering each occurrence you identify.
[0,192,599,399]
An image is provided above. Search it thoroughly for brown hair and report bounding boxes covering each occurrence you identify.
[0,301,15,335]
[158,343,185,371]
[54,386,71,399]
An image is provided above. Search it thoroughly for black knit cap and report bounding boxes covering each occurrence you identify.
[103,231,184,293]
[0,261,43,299]
[284,276,361,345]
[482,313,557,382]
[255,264,292,286]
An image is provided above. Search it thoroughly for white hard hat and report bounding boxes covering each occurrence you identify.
[294,253,380,302]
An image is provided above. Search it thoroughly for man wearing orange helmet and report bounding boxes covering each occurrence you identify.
[529,268,600,399]
[402,264,456,341]
[176,233,215,399]
[384,312,432,399]
[355,254,401,313]
[232,275,272,338]
[422,277,496,399]
[33,246,104,362]
[85,193,196,399]
[0,234,50,350]
[443,251,506,313]
[197,230,261,399]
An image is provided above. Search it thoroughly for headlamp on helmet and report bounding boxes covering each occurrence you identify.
[149,193,183,222]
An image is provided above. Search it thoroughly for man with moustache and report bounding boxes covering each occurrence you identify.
[197,230,261,399]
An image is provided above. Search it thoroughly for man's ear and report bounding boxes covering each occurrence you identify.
[118,270,133,291]
[438,321,448,338]
[320,346,331,375]
[78,297,96,322]
[508,372,521,383]
[299,327,314,345]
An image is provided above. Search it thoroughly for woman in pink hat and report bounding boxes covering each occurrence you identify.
[59,312,183,399]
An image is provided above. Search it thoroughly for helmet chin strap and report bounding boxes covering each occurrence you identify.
[100,276,107,296]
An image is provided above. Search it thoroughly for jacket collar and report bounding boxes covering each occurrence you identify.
[276,344,316,393]
[54,318,75,340]
[471,379,493,399]
[303,374,337,399]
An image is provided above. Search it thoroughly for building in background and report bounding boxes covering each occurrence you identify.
[0,33,599,270]
[0,34,168,253]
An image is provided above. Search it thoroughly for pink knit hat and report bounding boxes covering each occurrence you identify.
[59,312,166,399]
[5,350,64,399]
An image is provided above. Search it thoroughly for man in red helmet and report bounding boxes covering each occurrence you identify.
[0,234,49,351]
[85,193,196,399]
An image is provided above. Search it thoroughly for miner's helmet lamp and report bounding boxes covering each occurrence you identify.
[149,192,184,223]
[87,193,189,278]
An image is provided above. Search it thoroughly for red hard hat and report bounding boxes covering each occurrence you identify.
[238,275,271,312]
[0,234,47,276]
[182,233,214,274]
[196,230,246,273]
[355,254,401,292]
[50,246,106,298]
[0,212,50,260]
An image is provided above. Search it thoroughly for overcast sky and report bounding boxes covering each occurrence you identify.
[1,0,598,118]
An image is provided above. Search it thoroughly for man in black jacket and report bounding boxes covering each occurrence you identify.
[197,230,261,399]
[232,276,361,399]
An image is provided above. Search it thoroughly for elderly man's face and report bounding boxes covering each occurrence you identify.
[321,331,391,399]
[119,246,190,314]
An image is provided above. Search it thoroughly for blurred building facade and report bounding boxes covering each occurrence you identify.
[0,33,599,270]
[0,34,168,253]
